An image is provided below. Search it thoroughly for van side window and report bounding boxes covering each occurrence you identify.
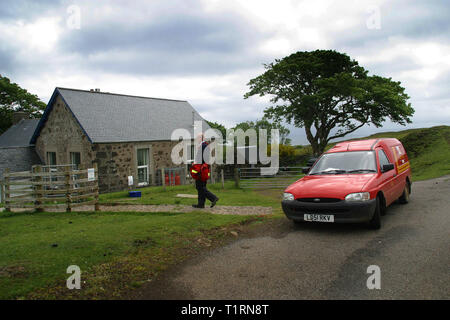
[378,149,391,168]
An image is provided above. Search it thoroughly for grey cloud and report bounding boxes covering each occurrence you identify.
[363,55,421,77]
[0,0,62,20]
[331,0,450,50]
[56,2,272,76]
[0,48,16,74]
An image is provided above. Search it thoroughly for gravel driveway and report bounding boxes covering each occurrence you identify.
[1,204,272,216]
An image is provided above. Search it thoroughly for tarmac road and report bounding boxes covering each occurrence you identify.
[135,175,450,299]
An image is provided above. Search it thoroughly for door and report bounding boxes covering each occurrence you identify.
[391,145,409,197]
[377,148,396,205]
[137,148,150,186]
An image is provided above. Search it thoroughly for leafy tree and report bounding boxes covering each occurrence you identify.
[0,75,46,134]
[233,118,291,145]
[244,50,414,156]
[206,120,227,140]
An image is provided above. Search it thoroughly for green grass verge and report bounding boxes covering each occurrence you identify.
[0,209,273,299]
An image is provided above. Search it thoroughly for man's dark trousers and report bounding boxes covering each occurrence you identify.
[195,179,217,207]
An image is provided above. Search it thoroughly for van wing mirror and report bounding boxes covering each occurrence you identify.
[382,163,395,172]
[302,167,310,174]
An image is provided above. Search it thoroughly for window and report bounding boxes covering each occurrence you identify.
[309,151,377,174]
[47,152,57,166]
[70,152,81,189]
[137,148,150,185]
[46,152,57,183]
[378,149,391,168]
[70,152,81,169]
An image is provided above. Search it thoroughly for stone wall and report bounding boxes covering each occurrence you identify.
[35,95,95,169]
[94,140,184,193]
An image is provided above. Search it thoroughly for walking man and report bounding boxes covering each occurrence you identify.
[192,134,219,209]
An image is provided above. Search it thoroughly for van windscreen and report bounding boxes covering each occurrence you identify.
[309,151,377,175]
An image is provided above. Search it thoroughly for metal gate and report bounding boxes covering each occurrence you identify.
[238,167,304,189]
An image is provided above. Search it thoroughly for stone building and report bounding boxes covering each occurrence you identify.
[29,87,210,193]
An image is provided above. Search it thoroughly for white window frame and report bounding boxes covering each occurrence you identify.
[137,148,150,186]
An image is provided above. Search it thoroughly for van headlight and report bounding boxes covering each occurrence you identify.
[283,192,295,201]
[345,192,370,201]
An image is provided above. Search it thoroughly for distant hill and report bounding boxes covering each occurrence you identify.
[296,126,450,181]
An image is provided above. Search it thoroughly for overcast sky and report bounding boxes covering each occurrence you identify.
[1,0,449,144]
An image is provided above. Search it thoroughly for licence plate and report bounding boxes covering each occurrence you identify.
[304,214,334,223]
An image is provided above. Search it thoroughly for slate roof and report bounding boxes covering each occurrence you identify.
[0,119,40,148]
[31,87,210,144]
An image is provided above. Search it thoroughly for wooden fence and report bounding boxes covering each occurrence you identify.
[1,164,99,212]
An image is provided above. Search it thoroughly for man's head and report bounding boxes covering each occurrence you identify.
[196,133,205,144]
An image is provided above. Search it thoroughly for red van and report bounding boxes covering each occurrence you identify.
[282,138,412,229]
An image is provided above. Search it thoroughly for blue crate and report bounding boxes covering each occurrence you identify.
[129,191,142,198]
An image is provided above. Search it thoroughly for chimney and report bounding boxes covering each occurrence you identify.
[12,111,29,125]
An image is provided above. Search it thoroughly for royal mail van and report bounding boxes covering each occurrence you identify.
[282,138,412,229]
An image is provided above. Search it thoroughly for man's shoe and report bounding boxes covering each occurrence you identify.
[210,198,219,208]
[192,204,205,209]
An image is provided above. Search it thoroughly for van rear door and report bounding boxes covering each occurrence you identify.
[390,144,410,197]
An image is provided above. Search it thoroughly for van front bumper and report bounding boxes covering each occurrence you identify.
[281,199,377,223]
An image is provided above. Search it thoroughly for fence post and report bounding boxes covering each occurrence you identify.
[94,163,99,211]
[161,168,165,191]
[65,167,71,213]
[182,167,187,185]
[221,169,225,189]
[34,165,44,213]
[0,179,4,207]
[234,167,239,188]
[4,169,10,212]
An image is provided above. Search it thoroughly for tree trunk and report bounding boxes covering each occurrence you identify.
[305,128,328,157]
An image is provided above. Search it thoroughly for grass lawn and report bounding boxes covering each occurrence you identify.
[0,185,282,300]
[99,180,283,209]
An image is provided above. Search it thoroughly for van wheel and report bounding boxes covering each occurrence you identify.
[399,182,410,204]
[368,196,381,230]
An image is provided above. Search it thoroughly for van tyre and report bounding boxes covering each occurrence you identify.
[368,196,382,230]
[399,182,410,204]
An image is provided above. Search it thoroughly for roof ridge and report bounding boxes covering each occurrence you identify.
[56,87,188,103]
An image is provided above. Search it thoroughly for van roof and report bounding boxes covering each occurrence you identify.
[327,138,402,153]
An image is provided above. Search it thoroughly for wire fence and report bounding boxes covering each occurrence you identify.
[238,166,305,189]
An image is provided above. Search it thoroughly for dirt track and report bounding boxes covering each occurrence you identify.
[133,175,450,299]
